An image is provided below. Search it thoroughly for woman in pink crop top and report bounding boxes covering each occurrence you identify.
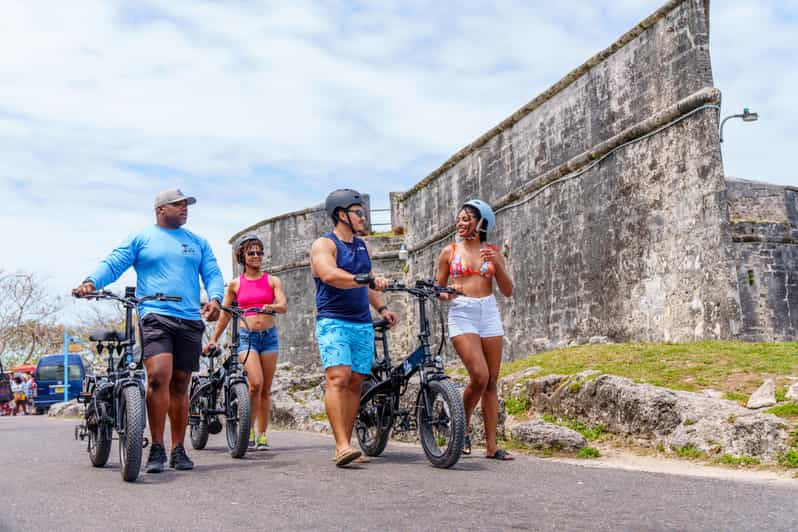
[435,200,514,461]
[208,234,287,451]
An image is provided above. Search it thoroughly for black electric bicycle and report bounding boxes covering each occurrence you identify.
[355,279,466,468]
[74,287,181,482]
[188,302,273,458]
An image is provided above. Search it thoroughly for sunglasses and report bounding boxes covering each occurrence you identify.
[246,251,265,257]
[347,208,367,218]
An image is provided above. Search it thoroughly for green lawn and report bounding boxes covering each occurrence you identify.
[501,341,798,396]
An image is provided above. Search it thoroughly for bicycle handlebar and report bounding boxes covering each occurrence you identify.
[220,305,276,317]
[383,280,464,298]
[74,290,183,305]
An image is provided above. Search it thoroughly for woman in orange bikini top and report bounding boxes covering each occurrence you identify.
[435,199,514,461]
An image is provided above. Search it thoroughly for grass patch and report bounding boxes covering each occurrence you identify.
[766,402,798,418]
[672,444,706,460]
[564,420,606,441]
[310,412,328,422]
[716,454,760,466]
[776,387,788,402]
[779,449,798,468]
[577,446,601,459]
[724,391,748,403]
[500,340,798,395]
[505,397,531,416]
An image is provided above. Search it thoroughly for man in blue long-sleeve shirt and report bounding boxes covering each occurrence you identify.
[74,188,225,473]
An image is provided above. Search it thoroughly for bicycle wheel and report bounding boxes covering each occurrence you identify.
[417,378,465,468]
[86,402,111,467]
[119,385,145,482]
[225,382,251,458]
[355,377,392,457]
[189,382,209,450]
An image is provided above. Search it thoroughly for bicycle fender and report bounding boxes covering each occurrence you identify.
[190,379,213,404]
[228,375,248,388]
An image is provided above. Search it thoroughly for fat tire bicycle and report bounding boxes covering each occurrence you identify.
[355,279,466,468]
[188,302,273,458]
[74,287,181,482]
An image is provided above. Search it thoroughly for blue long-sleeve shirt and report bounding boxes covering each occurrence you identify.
[86,225,225,320]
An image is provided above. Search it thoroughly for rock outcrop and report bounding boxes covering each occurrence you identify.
[523,372,788,462]
[510,420,587,451]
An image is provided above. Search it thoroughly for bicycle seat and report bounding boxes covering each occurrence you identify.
[89,330,123,342]
[373,319,390,332]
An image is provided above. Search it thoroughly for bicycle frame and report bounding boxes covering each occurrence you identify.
[360,280,454,429]
[83,287,146,437]
[190,302,266,421]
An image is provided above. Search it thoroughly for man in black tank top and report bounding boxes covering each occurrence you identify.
[310,189,399,467]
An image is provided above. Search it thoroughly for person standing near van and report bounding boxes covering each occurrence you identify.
[12,375,28,416]
[310,188,398,467]
[73,189,225,473]
[25,374,37,414]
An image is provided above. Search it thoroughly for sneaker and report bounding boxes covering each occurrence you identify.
[145,443,167,473]
[256,433,270,451]
[169,445,195,470]
[248,431,256,450]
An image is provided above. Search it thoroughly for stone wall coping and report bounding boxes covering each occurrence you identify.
[267,250,402,275]
[397,0,707,203]
[726,177,798,193]
[406,86,721,254]
[229,204,324,244]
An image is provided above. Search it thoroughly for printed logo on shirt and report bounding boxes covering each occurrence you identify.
[181,243,197,256]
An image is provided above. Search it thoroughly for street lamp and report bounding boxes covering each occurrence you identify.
[719,107,759,143]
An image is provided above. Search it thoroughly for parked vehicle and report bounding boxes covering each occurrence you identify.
[34,354,86,414]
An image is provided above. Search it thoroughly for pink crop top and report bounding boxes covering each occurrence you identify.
[449,243,496,278]
[237,273,274,316]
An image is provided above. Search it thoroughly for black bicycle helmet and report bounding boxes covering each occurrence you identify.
[325,188,364,224]
[234,233,264,264]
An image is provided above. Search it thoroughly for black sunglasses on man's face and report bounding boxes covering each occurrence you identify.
[247,251,264,257]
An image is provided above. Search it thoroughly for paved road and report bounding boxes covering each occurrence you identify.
[2,416,797,531]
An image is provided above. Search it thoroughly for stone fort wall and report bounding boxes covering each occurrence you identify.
[230,0,796,369]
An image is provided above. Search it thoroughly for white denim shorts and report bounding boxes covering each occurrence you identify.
[447,294,504,339]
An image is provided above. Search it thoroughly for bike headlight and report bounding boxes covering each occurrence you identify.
[128,362,137,371]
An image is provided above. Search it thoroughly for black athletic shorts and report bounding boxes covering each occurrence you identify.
[140,313,205,373]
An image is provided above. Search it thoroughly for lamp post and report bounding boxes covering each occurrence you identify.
[719,107,759,143]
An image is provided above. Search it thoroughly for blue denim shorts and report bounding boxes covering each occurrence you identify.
[239,327,279,355]
[315,318,375,375]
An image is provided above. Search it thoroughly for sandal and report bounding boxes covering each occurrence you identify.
[334,448,362,467]
[353,455,371,464]
[486,449,514,461]
[462,432,472,455]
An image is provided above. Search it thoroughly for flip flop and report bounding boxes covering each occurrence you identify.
[462,432,472,455]
[334,448,362,467]
[486,449,514,461]
[353,455,371,464]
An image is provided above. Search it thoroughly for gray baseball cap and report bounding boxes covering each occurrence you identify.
[154,188,197,208]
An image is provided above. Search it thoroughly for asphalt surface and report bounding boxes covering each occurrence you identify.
[2,416,798,531]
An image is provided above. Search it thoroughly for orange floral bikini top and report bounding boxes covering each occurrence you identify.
[449,242,497,278]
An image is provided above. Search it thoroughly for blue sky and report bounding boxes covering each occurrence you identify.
[1,1,795,323]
